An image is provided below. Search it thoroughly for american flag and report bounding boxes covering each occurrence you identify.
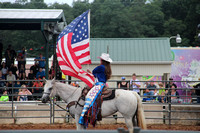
[56,10,94,88]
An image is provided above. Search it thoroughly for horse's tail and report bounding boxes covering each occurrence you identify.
[132,91,147,129]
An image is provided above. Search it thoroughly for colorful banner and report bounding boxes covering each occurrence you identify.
[171,48,200,95]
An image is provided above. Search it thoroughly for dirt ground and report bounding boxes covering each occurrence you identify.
[0,123,200,131]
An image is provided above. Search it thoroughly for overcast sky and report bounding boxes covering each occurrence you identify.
[44,0,79,6]
[0,0,94,7]
[44,0,94,7]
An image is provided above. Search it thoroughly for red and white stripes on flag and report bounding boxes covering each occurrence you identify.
[56,10,94,88]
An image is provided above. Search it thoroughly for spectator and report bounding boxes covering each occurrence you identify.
[71,81,80,87]
[9,63,18,79]
[5,48,11,68]
[75,81,80,87]
[30,62,39,77]
[171,85,179,103]
[71,82,75,86]
[0,71,5,92]
[28,69,35,87]
[165,78,177,103]
[1,62,8,79]
[32,78,43,100]
[0,89,9,102]
[6,70,16,87]
[158,82,165,95]
[28,69,35,80]
[146,81,157,100]
[6,70,16,100]
[21,47,26,69]
[49,66,54,79]
[166,78,177,88]
[0,42,3,65]
[193,79,200,103]
[20,73,28,86]
[16,47,26,70]
[17,84,32,101]
[36,67,45,79]
[143,82,149,88]
[34,53,45,69]
[158,92,166,103]
[4,45,16,69]
[154,89,159,97]
[14,78,21,101]
[16,53,24,70]
[18,64,26,80]
[130,73,141,94]
[190,89,197,103]
[56,67,62,80]
[118,77,129,90]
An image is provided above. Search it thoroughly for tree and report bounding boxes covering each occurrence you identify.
[144,1,164,37]
[49,3,74,24]
[161,0,200,46]
[25,0,47,9]
[90,0,140,38]
[163,18,187,46]
[72,0,91,18]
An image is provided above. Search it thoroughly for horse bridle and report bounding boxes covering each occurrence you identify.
[64,87,84,109]
[43,86,84,111]
[43,92,51,95]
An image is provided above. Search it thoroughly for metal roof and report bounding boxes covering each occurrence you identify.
[90,38,172,64]
[0,9,66,30]
[0,9,64,19]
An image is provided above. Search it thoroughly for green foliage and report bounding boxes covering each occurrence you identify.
[26,0,47,9]
[144,1,164,36]
[48,3,73,24]
[0,0,200,56]
[1,30,46,57]
[90,0,134,37]
[73,1,91,18]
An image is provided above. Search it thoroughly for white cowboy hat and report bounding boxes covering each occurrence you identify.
[98,53,113,63]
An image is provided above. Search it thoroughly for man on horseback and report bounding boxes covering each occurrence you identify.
[78,53,112,125]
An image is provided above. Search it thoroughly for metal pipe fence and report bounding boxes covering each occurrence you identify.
[0,79,200,125]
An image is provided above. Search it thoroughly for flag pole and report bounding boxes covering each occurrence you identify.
[87,9,91,70]
[107,45,109,54]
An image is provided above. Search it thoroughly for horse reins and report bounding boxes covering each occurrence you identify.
[43,92,50,95]
[54,102,68,112]
[43,85,84,117]
[51,86,84,113]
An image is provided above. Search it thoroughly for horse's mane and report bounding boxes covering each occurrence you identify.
[49,81,81,98]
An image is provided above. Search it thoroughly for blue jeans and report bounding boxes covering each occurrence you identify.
[146,91,154,100]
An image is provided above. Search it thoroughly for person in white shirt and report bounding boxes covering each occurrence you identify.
[130,73,141,95]
[6,70,16,99]
[6,70,16,87]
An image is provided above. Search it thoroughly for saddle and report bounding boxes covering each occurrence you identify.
[82,85,115,101]
[81,85,116,122]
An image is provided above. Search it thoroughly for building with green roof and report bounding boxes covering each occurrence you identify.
[81,38,172,87]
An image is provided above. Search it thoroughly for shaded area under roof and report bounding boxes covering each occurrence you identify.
[90,38,172,63]
[0,9,66,30]
[0,9,67,79]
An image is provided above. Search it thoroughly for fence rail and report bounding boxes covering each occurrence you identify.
[0,79,200,125]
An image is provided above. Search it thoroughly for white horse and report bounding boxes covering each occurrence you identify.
[41,79,147,132]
